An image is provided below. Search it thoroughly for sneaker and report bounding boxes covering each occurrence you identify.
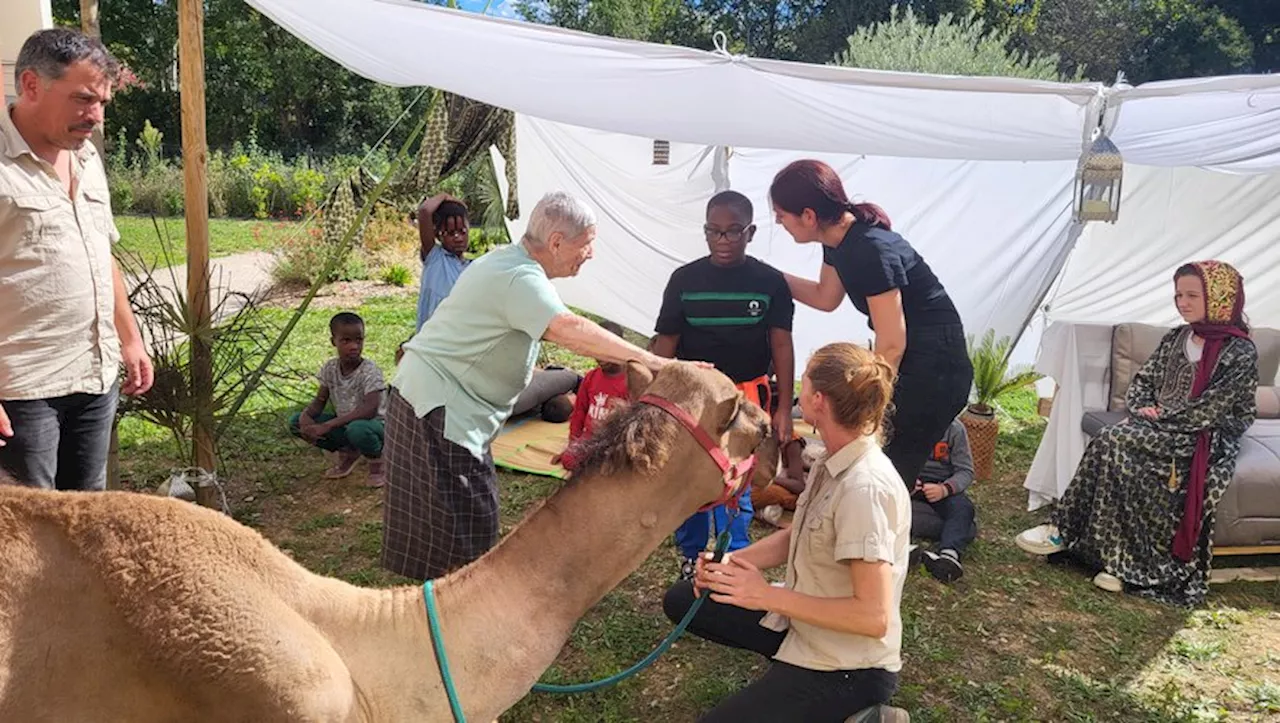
[847,705,911,723]
[1092,571,1123,593]
[908,544,923,570]
[365,459,385,488]
[324,449,361,479]
[922,549,964,583]
[1016,524,1065,556]
[679,556,697,581]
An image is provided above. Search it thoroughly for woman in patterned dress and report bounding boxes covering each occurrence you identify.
[1017,260,1258,606]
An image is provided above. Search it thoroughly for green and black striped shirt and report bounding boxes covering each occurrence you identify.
[655,256,794,383]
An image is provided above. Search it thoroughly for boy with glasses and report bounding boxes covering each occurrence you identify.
[653,190,796,579]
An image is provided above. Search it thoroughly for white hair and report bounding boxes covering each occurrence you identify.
[522,191,597,248]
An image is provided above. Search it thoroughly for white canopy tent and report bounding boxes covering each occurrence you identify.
[247,0,1280,507]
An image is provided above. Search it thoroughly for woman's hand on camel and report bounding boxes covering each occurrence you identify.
[698,555,775,611]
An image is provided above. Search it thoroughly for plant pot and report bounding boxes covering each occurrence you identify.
[960,405,999,481]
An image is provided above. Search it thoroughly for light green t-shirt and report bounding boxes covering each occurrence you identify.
[393,242,569,459]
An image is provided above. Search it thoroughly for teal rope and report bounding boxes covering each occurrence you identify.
[423,579,468,723]
[532,520,736,694]
[423,511,739,721]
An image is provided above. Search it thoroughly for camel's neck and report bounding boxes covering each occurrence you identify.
[437,450,711,721]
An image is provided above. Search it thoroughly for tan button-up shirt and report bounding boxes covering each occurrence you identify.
[762,435,911,673]
[0,105,120,401]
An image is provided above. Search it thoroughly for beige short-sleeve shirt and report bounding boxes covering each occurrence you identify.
[0,106,120,400]
[763,435,912,672]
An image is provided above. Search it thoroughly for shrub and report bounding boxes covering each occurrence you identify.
[381,263,412,287]
[362,204,420,277]
[271,210,367,287]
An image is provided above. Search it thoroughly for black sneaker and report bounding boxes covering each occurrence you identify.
[679,556,697,581]
[908,544,923,570]
[922,549,963,583]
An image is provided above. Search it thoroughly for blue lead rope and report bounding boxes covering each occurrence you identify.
[423,519,737,723]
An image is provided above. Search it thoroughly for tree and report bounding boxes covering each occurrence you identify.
[834,5,1077,81]
[1215,0,1280,72]
[1018,0,1252,83]
[515,0,706,44]
[53,0,416,158]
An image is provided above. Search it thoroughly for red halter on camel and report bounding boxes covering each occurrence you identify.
[638,394,758,513]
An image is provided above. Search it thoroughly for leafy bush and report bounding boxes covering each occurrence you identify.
[104,120,514,249]
[361,205,419,276]
[381,263,412,287]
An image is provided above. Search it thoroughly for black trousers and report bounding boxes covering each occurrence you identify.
[886,323,973,488]
[663,581,898,723]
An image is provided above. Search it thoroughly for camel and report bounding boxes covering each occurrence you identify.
[0,360,778,722]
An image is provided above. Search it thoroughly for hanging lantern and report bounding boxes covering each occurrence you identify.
[1074,134,1124,223]
[652,139,670,165]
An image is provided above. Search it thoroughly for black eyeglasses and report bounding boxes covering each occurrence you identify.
[704,226,749,242]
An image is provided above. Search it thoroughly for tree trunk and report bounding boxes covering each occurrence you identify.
[79,0,105,157]
[177,0,217,505]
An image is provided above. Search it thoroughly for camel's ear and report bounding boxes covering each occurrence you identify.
[626,359,654,401]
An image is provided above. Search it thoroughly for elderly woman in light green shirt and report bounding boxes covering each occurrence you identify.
[381,191,672,581]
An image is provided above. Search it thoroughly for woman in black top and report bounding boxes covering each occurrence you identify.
[769,159,973,488]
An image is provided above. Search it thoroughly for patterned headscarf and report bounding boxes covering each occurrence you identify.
[1171,260,1250,562]
[1179,260,1247,331]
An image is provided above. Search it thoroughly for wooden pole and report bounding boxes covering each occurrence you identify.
[177,0,217,505]
[79,0,105,157]
[80,0,118,488]
[79,0,100,34]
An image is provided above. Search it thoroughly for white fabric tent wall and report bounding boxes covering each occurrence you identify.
[504,116,1081,366]
[1046,164,1280,337]
[499,117,722,339]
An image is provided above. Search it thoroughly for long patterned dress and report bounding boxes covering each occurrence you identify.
[1051,327,1258,606]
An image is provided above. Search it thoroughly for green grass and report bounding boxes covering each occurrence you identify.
[114,215,302,269]
[114,294,1280,722]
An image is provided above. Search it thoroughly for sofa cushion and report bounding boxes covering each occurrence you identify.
[1258,387,1280,419]
[1251,328,1280,385]
[1082,410,1128,437]
[1108,325,1280,412]
[1108,324,1171,412]
[1211,419,1280,548]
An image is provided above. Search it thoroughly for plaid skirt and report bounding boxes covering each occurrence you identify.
[381,389,499,581]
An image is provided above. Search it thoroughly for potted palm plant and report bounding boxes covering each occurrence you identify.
[961,330,1042,480]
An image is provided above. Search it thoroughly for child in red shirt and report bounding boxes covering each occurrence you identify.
[556,321,630,471]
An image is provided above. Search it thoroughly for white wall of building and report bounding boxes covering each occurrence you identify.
[1,0,53,103]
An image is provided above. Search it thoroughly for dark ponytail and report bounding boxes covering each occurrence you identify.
[847,202,891,231]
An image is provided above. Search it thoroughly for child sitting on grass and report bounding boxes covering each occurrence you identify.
[554,321,630,471]
[290,312,388,487]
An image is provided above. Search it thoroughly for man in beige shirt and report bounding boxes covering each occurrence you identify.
[0,29,152,491]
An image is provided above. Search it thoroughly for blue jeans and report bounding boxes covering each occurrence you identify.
[674,488,754,559]
[0,386,120,491]
[911,492,977,554]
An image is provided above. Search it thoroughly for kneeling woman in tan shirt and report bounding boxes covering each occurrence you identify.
[663,342,911,723]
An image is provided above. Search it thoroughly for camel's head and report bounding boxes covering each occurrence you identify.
[571,360,778,500]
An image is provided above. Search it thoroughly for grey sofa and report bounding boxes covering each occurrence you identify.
[1081,323,1280,550]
